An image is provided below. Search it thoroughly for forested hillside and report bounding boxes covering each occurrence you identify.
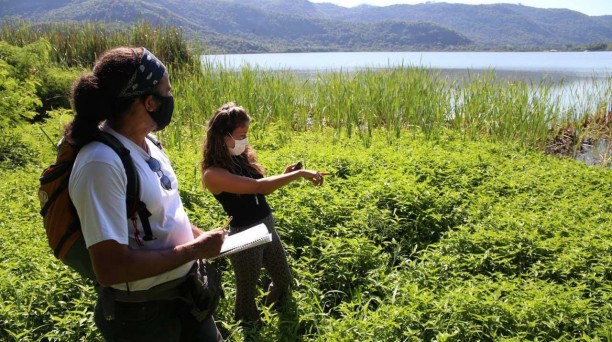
[1,0,610,53]
[330,3,612,47]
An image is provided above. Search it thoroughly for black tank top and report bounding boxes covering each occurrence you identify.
[213,161,271,227]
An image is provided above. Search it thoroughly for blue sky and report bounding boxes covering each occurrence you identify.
[309,0,612,16]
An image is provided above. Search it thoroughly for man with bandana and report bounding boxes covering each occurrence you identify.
[67,47,226,341]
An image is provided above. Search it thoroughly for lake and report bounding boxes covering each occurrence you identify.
[203,50,611,101]
[202,51,612,77]
[202,51,612,166]
[203,50,611,114]
[202,51,612,115]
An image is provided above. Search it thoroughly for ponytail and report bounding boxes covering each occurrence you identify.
[65,74,108,145]
[65,46,144,146]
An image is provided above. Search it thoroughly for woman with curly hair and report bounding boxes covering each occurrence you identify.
[201,102,327,326]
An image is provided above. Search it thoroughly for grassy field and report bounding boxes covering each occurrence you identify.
[1,21,611,341]
[2,124,611,341]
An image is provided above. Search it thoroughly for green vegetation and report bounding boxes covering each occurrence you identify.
[583,42,612,52]
[0,19,198,69]
[174,62,612,155]
[1,0,611,53]
[1,24,611,341]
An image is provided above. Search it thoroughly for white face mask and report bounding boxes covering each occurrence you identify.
[228,135,248,156]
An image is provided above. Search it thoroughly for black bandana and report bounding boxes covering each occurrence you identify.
[119,48,167,98]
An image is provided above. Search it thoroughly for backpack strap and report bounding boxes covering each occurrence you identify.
[146,134,163,150]
[93,132,156,241]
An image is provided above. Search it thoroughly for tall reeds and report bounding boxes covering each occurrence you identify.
[0,19,197,71]
[448,71,559,149]
[176,60,609,152]
[3,20,608,154]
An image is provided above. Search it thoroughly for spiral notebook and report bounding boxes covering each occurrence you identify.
[210,223,272,260]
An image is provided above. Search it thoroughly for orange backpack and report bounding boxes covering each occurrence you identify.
[38,131,155,280]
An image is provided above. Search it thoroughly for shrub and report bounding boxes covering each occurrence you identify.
[0,40,47,127]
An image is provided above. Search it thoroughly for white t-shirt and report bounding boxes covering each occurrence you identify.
[69,124,194,291]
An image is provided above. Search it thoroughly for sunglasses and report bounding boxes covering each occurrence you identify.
[146,157,172,190]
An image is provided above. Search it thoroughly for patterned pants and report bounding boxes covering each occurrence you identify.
[228,213,292,324]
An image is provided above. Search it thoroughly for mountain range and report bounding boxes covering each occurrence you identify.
[1,0,611,53]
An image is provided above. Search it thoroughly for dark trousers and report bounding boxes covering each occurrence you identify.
[94,297,223,342]
[229,214,292,323]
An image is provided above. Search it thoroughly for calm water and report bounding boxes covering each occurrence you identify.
[202,50,611,105]
[203,51,612,166]
[203,51,612,77]
[203,50,611,114]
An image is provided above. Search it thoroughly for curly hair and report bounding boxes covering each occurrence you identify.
[65,47,149,145]
[201,103,264,181]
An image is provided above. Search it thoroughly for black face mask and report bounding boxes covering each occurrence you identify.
[148,94,174,131]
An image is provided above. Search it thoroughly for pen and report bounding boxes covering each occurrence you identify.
[222,216,233,230]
